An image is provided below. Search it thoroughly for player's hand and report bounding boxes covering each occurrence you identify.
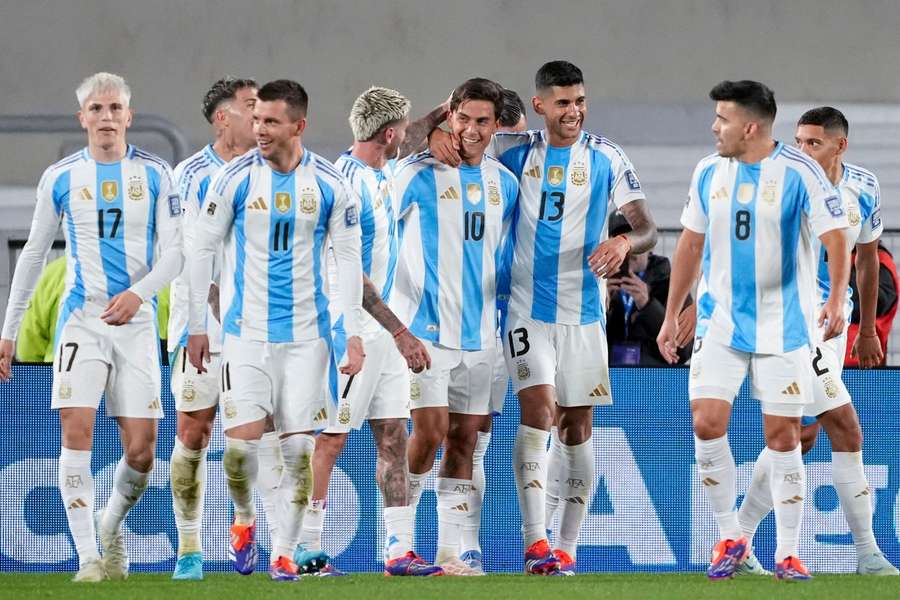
[208,283,221,323]
[588,235,630,279]
[428,128,461,167]
[395,330,431,373]
[851,330,883,369]
[341,335,365,375]
[101,290,143,325]
[656,318,680,364]
[0,338,14,382]
[619,273,650,309]
[818,299,845,342]
[675,303,697,349]
[187,334,210,374]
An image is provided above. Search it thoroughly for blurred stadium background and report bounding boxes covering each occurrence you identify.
[2,0,899,359]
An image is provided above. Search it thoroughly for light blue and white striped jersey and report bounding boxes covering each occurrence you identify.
[189,148,362,344]
[390,152,518,351]
[168,144,226,353]
[491,130,646,326]
[334,152,399,335]
[1,145,182,343]
[682,142,848,354]
[814,162,883,305]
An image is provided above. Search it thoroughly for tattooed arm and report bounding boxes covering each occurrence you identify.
[398,99,450,160]
[363,275,431,371]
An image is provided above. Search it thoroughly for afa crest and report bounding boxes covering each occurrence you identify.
[516,360,530,381]
[58,381,72,400]
[275,191,292,214]
[300,188,318,214]
[101,180,118,202]
[848,207,861,226]
[127,176,144,201]
[181,383,195,402]
[570,164,587,186]
[547,166,564,187]
[410,381,422,401]
[338,403,351,425]
[487,184,501,206]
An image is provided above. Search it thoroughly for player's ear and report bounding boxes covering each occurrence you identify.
[532,95,544,116]
[837,136,848,154]
[124,107,134,129]
[295,117,307,137]
[77,109,88,130]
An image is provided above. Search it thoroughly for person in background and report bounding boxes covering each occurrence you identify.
[606,212,691,366]
[16,256,170,363]
[845,241,898,366]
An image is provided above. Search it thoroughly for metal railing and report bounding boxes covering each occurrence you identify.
[0,114,190,165]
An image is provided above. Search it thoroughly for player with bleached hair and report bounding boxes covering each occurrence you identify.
[296,86,441,577]
[0,72,184,582]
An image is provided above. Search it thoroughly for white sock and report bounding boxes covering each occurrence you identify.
[299,498,326,552]
[222,437,259,526]
[435,477,472,564]
[273,434,314,560]
[170,438,208,556]
[461,431,490,555]
[544,426,563,539]
[695,435,740,540]
[832,451,878,556]
[100,456,151,536]
[58,447,100,564]
[384,505,415,560]
[514,425,550,547]
[256,431,284,544]
[408,470,429,510]
[769,446,805,561]
[737,446,774,543]
[556,437,593,557]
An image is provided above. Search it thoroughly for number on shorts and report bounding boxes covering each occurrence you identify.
[57,342,78,372]
[692,337,703,354]
[507,327,530,358]
[221,362,232,393]
[812,347,829,376]
[342,374,355,399]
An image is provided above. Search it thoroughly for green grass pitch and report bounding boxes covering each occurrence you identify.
[3,572,898,600]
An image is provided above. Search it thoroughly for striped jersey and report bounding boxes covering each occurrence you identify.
[491,130,646,326]
[1,145,182,341]
[334,152,398,335]
[390,152,518,351]
[189,148,362,343]
[168,144,225,353]
[682,142,848,354]
[814,162,883,305]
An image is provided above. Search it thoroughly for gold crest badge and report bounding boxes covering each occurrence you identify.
[101,180,118,202]
[410,381,421,401]
[570,165,587,186]
[848,208,861,226]
[300,188,317,214]
[547,166,564,187]
[58,381,72,400]
[127,176,144,201]
[761,180,777,204]
[466,183,482,205]
[275,191,292,213]
[823,377,839,399]
[516,360,530,381]
[181,383,195,402]
[487,184,501,206]
[224,400,238,419]
[338,403,351,425]
[737,183,755,205]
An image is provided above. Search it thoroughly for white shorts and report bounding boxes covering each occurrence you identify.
[170,346,222,412]
[322,328,410,434]
[409,341,498,415]
[689,335,813,417]
[220,334,330,434]
[51,303,162,419]
[502,312,612,407]
[489,336,510,415]
[804,328,852,418]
